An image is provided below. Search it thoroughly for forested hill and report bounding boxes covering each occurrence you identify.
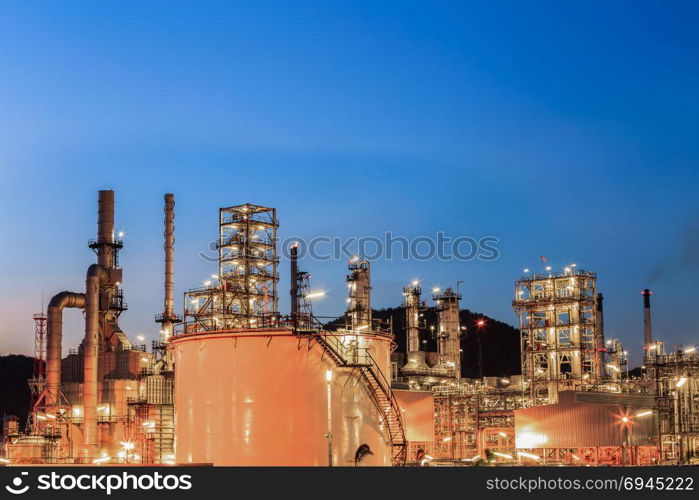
[0,355,33,431]
[325,307,521,378]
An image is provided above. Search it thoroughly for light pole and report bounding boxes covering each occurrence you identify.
[326,370,333,466]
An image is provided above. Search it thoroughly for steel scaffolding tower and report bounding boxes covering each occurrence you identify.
[433,287,462,378]
[184,203,279,332]
[513,268,599,404]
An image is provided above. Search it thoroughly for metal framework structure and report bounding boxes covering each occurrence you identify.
[405,381,526,464]
[513,268,600,404]
[646,345,699,464]
[28,312,47,403]
[184,203,279,332]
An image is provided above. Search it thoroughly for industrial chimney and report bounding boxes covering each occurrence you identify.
[156,194,181,369]
[642,288,653,347]
[595,293,605,379]
[290,243,299,320]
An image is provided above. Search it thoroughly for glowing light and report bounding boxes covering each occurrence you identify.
[137,335,145,341]
[118,231,125,238]
[545,266,552,271]
[411,280,419,286]
[636,410,653,417]
[325,370,333,382]
[476,319,486,327]
[0,458,11,463]
[500,378,510,384]
[685,347,696,353]
[432,287,440,293]
[211,274,219,279]
[120,441,135,451]
[517,451,541,461]
[442,436,453,442]
[493,452,513,459]
[204,280,211,286]
[523,268,530,273]
[305,291,326,299]
[517,430,548,448]
[572,454,580,461]
[92,456,111,464]
[676,377,688,388]
[607,364,620,373]
[498,432,508,438]
[355,325,368,331]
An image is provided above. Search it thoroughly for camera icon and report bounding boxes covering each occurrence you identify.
[5,472,30,495]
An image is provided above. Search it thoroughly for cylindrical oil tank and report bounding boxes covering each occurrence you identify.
[172,328,394,466]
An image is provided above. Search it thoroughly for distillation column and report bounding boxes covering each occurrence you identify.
[346,258,372,331]
[433,287,462,379]
[402,282,429,373]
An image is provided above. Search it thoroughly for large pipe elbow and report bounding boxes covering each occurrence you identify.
[45,292,85,408]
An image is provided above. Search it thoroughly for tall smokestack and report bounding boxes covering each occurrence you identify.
[642,288,653,347]
[155,194,180,370]
[164,194,175,325]
[97,190,115,268]
[595,293,605,379]
[290,243,299,320]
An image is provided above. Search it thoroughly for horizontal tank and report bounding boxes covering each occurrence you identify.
[172,328,394,466]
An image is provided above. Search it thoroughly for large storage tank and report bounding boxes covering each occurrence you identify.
[172,328,394,466]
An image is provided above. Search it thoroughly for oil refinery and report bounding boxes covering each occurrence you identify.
[1,190,697,467]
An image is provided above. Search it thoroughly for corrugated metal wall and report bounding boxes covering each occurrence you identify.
[515,391,658,448]
[393,389,435,443]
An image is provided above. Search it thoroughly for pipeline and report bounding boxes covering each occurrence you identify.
[43,292,86,408]
[83,264,106,456]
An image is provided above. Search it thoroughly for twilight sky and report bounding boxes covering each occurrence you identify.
[1,1,698,366]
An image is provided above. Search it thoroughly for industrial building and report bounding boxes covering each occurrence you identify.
[1,189,698,466]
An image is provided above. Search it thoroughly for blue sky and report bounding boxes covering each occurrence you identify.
[1,1,698,365]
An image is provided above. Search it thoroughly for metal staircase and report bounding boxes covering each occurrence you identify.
[310,328,407,466]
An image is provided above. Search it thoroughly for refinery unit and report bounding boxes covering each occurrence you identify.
[1,190,698,466]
